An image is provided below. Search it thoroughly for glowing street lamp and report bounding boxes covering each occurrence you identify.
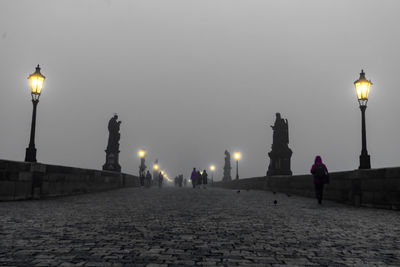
[210,165,215,183]
[138,149,146,158]
[354,70,372,169]
[138,149,146,183]
[233,152,242,180]
[153,163,159,171]
[25,65,45,162]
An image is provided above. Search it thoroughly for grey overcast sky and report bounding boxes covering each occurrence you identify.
[1,0,400,180]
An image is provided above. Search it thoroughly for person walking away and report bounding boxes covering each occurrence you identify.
[190,168,197,189]
[158,172,164,188]
[310,155,329,204]
[202,170,208,189]
[178,175,183,187]
[140,173,145,187]
[145,170,152,188]
[197,171,202,188]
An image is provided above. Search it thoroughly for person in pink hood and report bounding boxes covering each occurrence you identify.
[310,155,329,204]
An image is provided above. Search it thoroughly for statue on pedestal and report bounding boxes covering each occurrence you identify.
[267,113,292,176]
[103,114,122,172]
[223,150,232,181]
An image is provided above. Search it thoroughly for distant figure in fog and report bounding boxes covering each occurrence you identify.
[197,171,202,188]
[190,168,198,188]
[202,170,208,189]
[178,175,183,187]
[145,171,152,188]
[310,155,329,204]
[183,178,187,187]
[158,172,164,188]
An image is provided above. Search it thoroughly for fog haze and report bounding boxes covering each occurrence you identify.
[1,0,400,180]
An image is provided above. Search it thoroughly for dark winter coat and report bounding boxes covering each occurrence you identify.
[202,172,208,185]
[310,156,329,184]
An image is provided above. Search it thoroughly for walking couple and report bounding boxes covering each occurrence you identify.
[190,168,208,189]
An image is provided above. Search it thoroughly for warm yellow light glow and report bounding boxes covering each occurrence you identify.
[200,171,203,175]
[210,165,216,171]
[28,65,45,95]
[161,170,164,175]
[138,149,146,158]
[153,164,159,171]
[354,70,372,101]
[355,80,371,100]
[234,152,242,161]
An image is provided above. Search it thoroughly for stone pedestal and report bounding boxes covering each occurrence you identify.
[103,150,121,172]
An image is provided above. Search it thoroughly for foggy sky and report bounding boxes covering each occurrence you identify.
[1,0,400,180]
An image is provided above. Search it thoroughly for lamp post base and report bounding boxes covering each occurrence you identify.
[25,146,37,162]
[359,154,371,169]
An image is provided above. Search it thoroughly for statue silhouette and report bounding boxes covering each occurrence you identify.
[103,114,122,172]
[267,113,292,176]
[223,150,232,181]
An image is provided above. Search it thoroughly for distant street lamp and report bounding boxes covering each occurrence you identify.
[354,69,372,169]
[153,163,159,171]
[138,150,146,183]
[25,65,45,162]
[233,152,242,180]
[210,165,215,183]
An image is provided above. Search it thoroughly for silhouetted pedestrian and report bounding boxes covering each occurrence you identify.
[145,170,152,188]
[190,168,198,188]
[310,155,329,204]
[197,171,202,188]
[183,178,187,187]
[202,170,208,189]
[140,174,145,187]
[178,175,183,187]
[158,172,164,188]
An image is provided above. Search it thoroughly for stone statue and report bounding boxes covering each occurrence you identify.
[223,150,232,181]
[267,113,292,176]
[103,114,122,172]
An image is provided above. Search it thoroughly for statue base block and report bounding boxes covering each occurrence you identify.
[102,150,121,172]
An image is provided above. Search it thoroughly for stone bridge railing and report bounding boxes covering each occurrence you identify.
[0,159,140,201]
[213,168,400,210]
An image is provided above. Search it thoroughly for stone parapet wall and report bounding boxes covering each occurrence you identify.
[0,159,140,201]
[213,168,400,210]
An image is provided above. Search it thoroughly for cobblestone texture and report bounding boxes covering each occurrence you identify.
[1,187,399,266]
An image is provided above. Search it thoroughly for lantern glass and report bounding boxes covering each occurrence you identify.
[354,70,372,105]
[355,80,371,100]
[28,65,45,96]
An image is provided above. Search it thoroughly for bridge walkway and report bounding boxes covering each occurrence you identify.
[1,187,399,266]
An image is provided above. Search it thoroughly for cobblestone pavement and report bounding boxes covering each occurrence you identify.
[1,187,400,266]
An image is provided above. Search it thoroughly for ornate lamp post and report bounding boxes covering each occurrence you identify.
[152,162,159,185]
[233,152,241,180]
[210,165,215,183]
[25,65,45,162]
[138,150,146,182]
[354,70,372,169]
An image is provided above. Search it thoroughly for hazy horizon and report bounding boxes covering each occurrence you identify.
[1,0,400,180]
